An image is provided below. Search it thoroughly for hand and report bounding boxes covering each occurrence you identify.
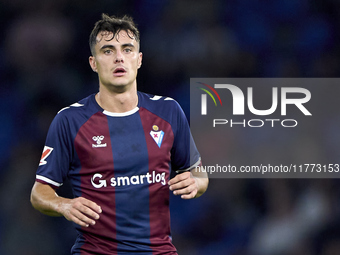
[59,197,102,227]
[168,171,198,199]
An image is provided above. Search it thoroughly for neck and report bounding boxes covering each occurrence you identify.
[96,85,138,113]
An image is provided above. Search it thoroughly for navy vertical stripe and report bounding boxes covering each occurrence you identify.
[107,112,152,253]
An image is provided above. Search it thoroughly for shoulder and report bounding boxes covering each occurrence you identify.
[54,94,99,119]
[138,91,183,115]
[138,91,188,129]
[50,94,100,130]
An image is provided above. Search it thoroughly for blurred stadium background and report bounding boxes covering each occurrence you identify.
[1,0,340,254]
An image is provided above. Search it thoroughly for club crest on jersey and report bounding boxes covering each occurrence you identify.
[92,135,107,148]
[150,125,164,148]
[39,146,53,166]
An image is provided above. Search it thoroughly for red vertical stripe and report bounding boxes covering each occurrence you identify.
[139,108,178,254]
[74,112,118,254]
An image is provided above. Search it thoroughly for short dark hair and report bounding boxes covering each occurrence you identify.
[89,13,140,55]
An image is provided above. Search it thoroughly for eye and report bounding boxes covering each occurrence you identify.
[124,48,132,53]
[104,49,113,54]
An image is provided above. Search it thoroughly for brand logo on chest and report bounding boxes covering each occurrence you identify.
[92,135,107,148]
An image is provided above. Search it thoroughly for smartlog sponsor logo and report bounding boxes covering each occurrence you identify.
[197,82,312,128]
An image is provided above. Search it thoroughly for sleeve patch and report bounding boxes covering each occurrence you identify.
[39,146,54,166]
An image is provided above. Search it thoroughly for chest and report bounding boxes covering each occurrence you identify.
[73,110,174,176]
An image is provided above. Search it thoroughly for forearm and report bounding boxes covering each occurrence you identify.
[191,168,209,198]
[193,175,209,198]
[31,181,102,227]
[30,181,67,217]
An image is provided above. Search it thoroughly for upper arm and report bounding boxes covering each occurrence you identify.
[30,181,57,205]
[30,181,62,216]
[170,101,200,171]
[36,113,73,188]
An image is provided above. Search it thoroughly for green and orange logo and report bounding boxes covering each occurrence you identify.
[197,82,223,115]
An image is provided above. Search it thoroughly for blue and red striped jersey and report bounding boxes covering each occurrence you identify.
[36,92,201,255]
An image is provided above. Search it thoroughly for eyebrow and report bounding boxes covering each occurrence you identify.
[100,43,136,51]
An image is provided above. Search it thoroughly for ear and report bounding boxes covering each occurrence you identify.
[89,56,98,72]
[137,52,143,69]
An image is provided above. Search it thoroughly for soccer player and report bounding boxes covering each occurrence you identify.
[30,14,208,254]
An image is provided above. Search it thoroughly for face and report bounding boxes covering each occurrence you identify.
[89,30,142,91]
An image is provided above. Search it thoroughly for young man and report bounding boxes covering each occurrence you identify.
[30,14,208,255]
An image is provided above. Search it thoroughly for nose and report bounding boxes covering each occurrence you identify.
[115,50,124,63]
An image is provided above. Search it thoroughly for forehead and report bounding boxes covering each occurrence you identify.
[95,30,137,46]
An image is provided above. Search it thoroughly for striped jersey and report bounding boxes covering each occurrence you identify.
[35,92,200,255]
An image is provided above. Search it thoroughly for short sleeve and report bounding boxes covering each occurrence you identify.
[170,101,201,172]
[36,112,73,189]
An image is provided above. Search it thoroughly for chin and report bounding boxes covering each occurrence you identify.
[110,83,131,92]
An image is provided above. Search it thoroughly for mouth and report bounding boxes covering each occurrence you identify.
[113,67,127,77]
